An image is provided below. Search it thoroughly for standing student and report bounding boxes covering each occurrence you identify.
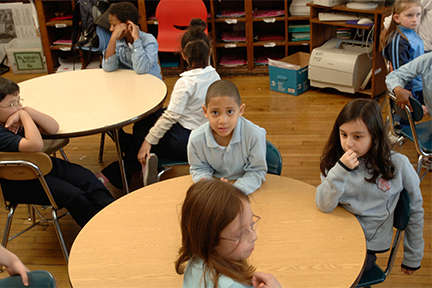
[176,179,281,288]
[316,99,424,274]
[102,2,161,78]
[0,77,114,228]
[187,80,267,195]
[381,0,424,103]
[99,19,220,188]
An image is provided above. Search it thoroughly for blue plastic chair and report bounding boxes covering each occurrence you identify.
[0,270,56,287]
[389,92,432,181]
[356,189,410,287]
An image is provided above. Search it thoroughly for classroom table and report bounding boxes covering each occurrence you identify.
[19,69,167,193]
[68,175,366,288]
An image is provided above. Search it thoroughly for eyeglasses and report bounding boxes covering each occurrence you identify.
[220,214,261,243]
[0,96,23,108]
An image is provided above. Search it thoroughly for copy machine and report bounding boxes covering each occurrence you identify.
[308,38,372,94]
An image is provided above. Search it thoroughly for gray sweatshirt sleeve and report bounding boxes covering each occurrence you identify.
[316,162,351,213]
[399,156,424,269]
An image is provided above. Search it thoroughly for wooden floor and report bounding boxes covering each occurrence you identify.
[0,71,430,287]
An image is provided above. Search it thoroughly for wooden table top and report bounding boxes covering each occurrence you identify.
[19,69,167,138]
[68,175,366,288]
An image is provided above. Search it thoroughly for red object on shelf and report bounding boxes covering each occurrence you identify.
[155,0,208,52]
[48,16,73,22]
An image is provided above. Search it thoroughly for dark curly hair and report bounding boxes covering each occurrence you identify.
[320,99,395,183]
[108,1,139,25]
[181,18,210,68]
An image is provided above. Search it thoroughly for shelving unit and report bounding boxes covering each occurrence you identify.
[141,0,311,75]
[308,3,392,97]
[35,0,76,74]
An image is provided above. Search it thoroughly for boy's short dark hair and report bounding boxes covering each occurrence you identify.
[0,77,19,102]
[108,2,139,25]
[205,80,241,106]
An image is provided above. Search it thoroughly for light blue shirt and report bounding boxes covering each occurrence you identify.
[187,116,267,195]
[386,52,432,113]
[102,31,162,79]
[183,258,252,288]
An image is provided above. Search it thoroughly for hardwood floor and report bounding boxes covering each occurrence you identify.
[0,71,430,287]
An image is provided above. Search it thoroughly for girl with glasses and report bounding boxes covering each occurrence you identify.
[175,179,281,288]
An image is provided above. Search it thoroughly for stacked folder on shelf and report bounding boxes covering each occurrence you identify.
[289,24,310,41]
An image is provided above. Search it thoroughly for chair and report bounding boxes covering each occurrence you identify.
[78,26,111,69]
[356,188,410,287]
[155,0,208,52]
[266,140,282,175]
[0,270,56,288]
[388,92,432,181]
[0,152,69,263]
[156,140,283,181]
[42,139,69,161]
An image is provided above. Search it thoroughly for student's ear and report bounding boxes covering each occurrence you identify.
[393,14,400,24]
[239,103,245,116]
[202,105,208,119]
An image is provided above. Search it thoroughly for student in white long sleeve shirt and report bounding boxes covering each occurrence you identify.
[102,2,161,78]
[187,80,267,195]
[316,99,424,274]
[100,19,220,189]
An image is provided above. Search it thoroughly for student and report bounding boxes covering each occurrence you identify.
[386,52,432,115]
[0,245,29,286]
[0,77,114,227]
[102,2,161,78]
[175,179,281,288]
[381,0,424,103]
[316,99,424,275]
[100,19,220,189]
[187,80,267,195]
[418,0,432,52]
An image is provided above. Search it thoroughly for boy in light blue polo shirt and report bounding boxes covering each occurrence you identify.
[187,80,267,195]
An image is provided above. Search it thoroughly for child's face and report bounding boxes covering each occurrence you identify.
[108,14,128,38]
[394,5,422,30]
[339,119,372,157]
[0,92,22,123]
[203,96,245,146]
[215,200,258,261]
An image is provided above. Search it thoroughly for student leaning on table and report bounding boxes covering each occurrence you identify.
[187,80,267,195]
[386,52,432,116]
[0,77,114,227]
[316,99,424,275]
[176,179,282,288]
[102,2,161,78]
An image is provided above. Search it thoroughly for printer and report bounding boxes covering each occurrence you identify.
[308,38,372,94]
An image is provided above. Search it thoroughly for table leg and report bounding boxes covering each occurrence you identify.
[112,128,129,194]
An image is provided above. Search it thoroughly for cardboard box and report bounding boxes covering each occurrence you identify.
[268,52,310,96]
[5,38,47,74]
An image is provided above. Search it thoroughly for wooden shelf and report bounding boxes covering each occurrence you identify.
[46,20,72,27]
[215,42,248,48]
[214,17,247,23]
[310,18,372,30]
[252,16,285,22]
[253,41,286,47]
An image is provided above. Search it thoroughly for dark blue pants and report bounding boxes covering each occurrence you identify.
[101,108,191,189]
[1,157,114,227]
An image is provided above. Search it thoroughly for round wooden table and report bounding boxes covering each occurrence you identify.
[68,175,366,288]
[19,69,167,192]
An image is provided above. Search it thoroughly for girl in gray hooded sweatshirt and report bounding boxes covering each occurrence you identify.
[316,99,424,275]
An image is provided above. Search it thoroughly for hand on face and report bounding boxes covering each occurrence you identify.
[112,22,128,40]
[127,21,139,41]
[340,149,359,170]
[5,110,23,134]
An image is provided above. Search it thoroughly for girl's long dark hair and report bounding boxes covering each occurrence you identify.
[175,179,255,288]
[320,99,395,183]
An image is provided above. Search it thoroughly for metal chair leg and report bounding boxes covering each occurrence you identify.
[51,209,69,263]
[2,205,16,248]
[99,132,105,163]
[26,205,36,224]
[59,148,69,162]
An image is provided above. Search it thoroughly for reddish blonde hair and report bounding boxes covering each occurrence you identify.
[380,0,422,50]
[175,179,255,288]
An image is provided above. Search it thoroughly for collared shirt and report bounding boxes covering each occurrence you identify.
[386,52,432,113]
[102,31,162,79]
[187,116,267,195]
[183,258,252,288]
